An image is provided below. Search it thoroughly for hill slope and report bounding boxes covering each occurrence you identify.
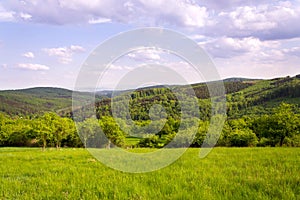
[1,75,300,117]
[94,75,300,120]
[0,87,105,116]
[226,75,300,117]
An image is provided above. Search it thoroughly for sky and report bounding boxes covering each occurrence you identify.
[0,0,300,90]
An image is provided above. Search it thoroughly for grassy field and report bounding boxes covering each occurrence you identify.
[0,148,299,199]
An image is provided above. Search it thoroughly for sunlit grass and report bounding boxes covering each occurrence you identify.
[0,148,299,199]
[124,136,141,147]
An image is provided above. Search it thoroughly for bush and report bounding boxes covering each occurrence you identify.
[138,135,161,148]
[257,137,273,147]
[282,135,300,147]
[227,129,258,147]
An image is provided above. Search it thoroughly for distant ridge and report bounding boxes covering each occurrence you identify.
[223,77,262,82]
[0,75,299,116]
[0,87,105,116]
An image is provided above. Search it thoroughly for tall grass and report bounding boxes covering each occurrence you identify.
[0,148,299,199]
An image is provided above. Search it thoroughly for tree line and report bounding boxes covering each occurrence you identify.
[0,102,299,149]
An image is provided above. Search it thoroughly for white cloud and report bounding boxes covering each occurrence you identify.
[0,11,14,21]
[2,0,129,24]
[17,63,49,71]
[214,2,300,40]
[137,0,212,27]
[22,52,35,58]
[189,34,207,41]
[252,49,286,64]
[0,4,15,22]
[127,49,162,62]
[2,0,300,40]
[1,0,211,27]
[43,45,85,64]
[69,45,85,52]
[206,39,300,79]
[109,64,133,70]
[227,6,277,31]
[215,52,299,80]
[203,37,280,58]
[88,17,111,24]
[20,12,32,20]
[283,47,300,57]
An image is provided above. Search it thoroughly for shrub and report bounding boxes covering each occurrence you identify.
[228,129,258,147]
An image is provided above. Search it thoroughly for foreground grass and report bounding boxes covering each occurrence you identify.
[0,148,299,199]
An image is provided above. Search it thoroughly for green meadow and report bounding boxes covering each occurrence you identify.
[0,148,299,199]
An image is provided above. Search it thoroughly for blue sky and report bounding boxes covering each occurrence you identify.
[1,0,300,90]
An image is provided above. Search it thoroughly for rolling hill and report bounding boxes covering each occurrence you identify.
[0,75,300,117]
[94,74,300,120]
[0,87,105,116]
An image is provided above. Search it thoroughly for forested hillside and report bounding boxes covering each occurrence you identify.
[0,75,300,148]
[91,75,300,148]
[95,75,300,120]
[0,87,105,116]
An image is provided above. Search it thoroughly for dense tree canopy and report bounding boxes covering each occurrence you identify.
[0,102,300,149]
[1,76,300,148]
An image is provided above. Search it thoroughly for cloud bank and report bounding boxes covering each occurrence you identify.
[1,0,299,84]
[1,1,299,40]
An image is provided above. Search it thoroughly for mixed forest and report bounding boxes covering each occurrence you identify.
[1,75,300,149]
